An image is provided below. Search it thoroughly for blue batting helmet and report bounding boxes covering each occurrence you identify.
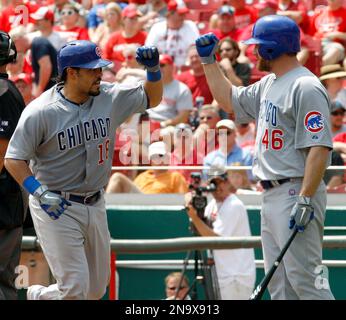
[243,15,300,61]
[57,40,111,75]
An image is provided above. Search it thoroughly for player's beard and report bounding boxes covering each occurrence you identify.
[89,88,101,96]
[88,82,101,96]
[257,57,272,72]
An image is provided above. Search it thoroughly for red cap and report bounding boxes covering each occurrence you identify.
[122,4,143,18]
[30,7,55,23]
[167,0,189,14]
[254,0,278,11]
[11,73,33,85]
[159,54,174,65]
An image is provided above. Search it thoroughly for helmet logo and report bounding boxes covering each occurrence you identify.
[95,46,102,58]
[304,111,324,133]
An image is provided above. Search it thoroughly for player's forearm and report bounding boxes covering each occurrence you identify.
[145,80,163,107]
[4,158,33,185]
[300,146,330,197]
[203,63,233,113]
[226,68,243,87]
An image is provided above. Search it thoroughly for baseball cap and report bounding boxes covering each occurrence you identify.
[254,0,278,11]
[122,4,143,18]
[331,100,346,113]
[320,64,346,81]
[207,164,228,182]
[167,0,189,14]
[217,5,235,16]
[148,141,167,158]
[31,7,55,22]
[159,54,174,65]
[11,73,32,85]
[216,119,236,131]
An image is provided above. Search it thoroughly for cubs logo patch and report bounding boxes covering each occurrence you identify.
[304,111,324,133]
[95,46,102,58]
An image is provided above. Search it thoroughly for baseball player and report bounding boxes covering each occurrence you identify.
[4,40,163,300]
[195,15,335,300]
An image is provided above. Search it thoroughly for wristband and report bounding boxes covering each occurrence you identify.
[23,176,41,195]
[200,55,216,65]
[147,70,161,82]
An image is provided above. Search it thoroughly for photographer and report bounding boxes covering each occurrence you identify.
[184,169,256,300]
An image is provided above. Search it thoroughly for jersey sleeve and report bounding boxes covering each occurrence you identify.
[293,77,333,150]
[231,82,261,123]
[5,104,44,160]
[108,82,148,125]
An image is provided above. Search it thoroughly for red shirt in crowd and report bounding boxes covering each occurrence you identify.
[277,0,309,32]
[210,28,242,42]
[176,70,213,105]
[333,132,346,144]
[309,7,346,44]
[0,1,40,32]
[104,31,147,65]
[54,26,90,42]
[233,6,257,30]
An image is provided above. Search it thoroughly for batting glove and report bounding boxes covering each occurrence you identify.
[136,46,160,72]
[195,33,219,64]
[289,196,314,232]
[23,176,71,220]
[35,186,71,220]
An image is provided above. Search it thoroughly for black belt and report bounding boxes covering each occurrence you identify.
[51,191,101,205]
[260,178,291,190]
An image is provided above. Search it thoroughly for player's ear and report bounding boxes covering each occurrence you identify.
[66,67,79,80]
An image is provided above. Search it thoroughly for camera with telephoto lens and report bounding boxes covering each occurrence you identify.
[189,172,217,219]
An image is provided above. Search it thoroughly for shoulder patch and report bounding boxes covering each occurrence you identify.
[304,111,324,133]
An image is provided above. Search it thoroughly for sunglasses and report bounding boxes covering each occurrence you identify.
[61,9,76,16]
[220,47,233,52]
[167,286,186,290]
[331,110,345,116]
[160,64,166,68]
[200,116,213,120]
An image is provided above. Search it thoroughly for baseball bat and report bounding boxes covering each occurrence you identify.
[249,228,299,300]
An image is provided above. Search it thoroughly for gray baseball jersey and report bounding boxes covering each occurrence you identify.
[5,81,147,192]
[231,66,333,180]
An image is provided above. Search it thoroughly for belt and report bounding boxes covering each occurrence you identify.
[260,178,291,190]
[51,191,101,205]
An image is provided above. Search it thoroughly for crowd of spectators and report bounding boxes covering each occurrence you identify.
[1,0,346,194]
